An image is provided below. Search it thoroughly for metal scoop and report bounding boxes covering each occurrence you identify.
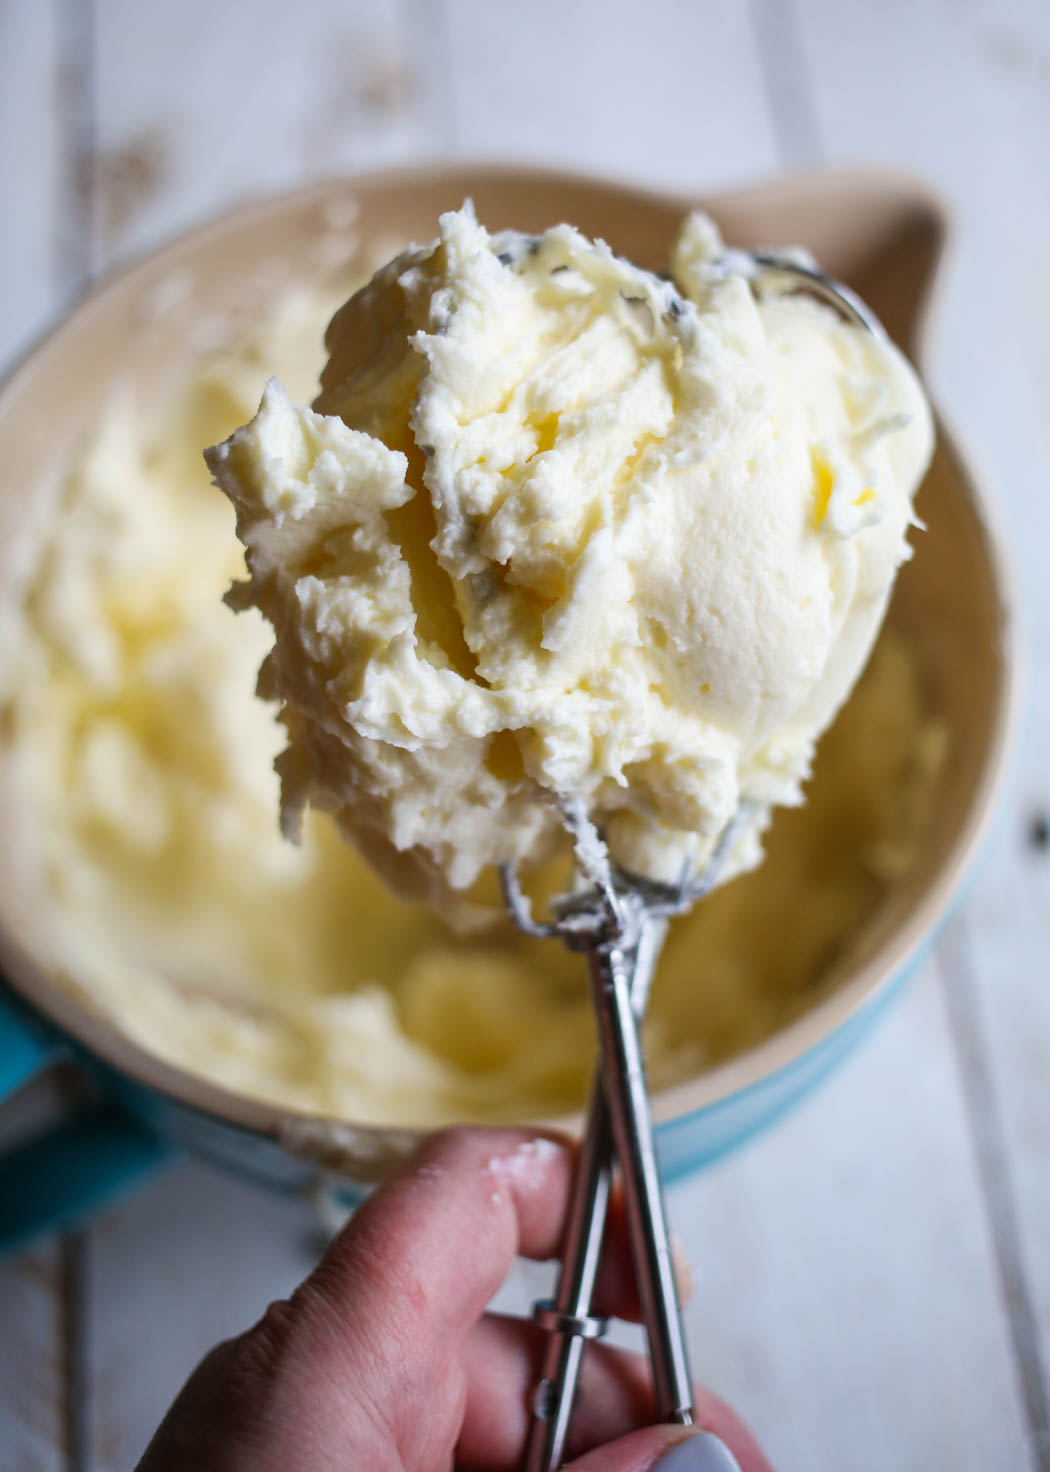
[500,252,886,1472]
[502,808,749,1469]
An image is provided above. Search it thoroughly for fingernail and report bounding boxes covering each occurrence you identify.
[653,1430,743,1471]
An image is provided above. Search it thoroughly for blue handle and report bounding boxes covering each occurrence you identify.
[0,983,170,1254]
[0,980,66,1092]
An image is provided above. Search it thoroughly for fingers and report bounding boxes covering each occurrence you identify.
[565,1425,745,1471]
[456,1314,774,1472]
[305,1126,575,1345]
[294,1124,700,1459]
[302,1125,681,1349]
[134,1125,771,1472]
[457,1313,650,1467]
[139,1127,584,1472]
[264,1123,583,1451]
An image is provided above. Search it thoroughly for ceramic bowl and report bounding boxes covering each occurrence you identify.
[0,166,1015,1247]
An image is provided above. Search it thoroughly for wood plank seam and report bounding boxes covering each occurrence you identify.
[939,921,1050,1472]
[55,0,96,300]
[59,1232,91,1472]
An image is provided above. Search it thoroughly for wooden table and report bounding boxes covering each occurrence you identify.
[1,2,1047,1468]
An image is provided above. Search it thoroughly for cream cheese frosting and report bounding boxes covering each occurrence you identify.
[208,206,933,904]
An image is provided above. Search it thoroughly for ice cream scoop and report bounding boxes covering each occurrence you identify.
[207,205,933,1468]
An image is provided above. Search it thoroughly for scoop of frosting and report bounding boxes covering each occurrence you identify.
[207,204,933,903]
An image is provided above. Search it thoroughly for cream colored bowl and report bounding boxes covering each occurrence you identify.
[0,167,1015,1216]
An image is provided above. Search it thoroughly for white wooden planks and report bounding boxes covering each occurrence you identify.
[89,0,450,273]
[0,0,63,365]
[0,6,79,1467]
[791,2,1050,1460]
[492,968,1035,1470]
[442,0,780,189]
[677,964,1031,1472]
[86,1162,317,1470]
[0,1245,65,1472]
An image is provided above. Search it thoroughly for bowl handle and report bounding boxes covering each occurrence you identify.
[0,984,170,1255]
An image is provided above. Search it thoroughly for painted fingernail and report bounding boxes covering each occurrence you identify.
[653,1430,743,1471]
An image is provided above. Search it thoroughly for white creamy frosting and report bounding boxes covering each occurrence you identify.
[209,206,933,901]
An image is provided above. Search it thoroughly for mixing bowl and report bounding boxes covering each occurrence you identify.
[0,166,1015,1251]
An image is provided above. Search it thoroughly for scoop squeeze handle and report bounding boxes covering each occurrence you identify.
[523,915,667,1471]
[524,1081,614,1472]
[588,929,695,1424]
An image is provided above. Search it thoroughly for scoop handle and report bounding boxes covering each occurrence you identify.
[524,1078,614,1472]
[588,926,694,1424]
[524,918,669,1471]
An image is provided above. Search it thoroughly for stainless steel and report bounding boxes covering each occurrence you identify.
[521,917,665,1472]
[713,250,888,338]
[587,908,694,1424]
[532,1302,608,1340]
[505,251,886,1472]
[505,815,746,1472]
[525,1084,613,1471]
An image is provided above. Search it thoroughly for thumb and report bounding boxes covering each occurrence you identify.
[566,1425,744,1472]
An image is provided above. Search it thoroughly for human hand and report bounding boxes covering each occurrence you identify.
[137,1127,774,1471]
